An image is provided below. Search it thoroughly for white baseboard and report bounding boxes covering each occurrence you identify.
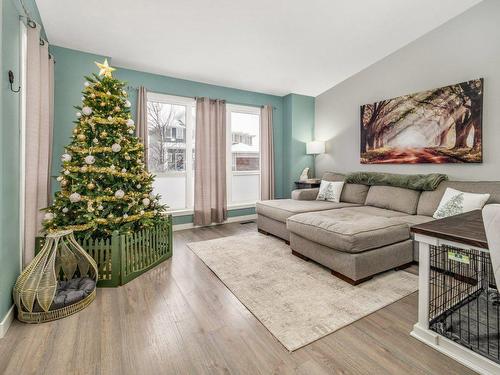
[0,305,14,339]
[173,214,257,231]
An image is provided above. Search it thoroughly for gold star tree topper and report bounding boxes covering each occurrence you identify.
[95,59,116,78]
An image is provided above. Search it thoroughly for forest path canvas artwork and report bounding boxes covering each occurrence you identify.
[360,78,483,164]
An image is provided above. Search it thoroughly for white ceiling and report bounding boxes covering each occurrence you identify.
[37,0,481,96]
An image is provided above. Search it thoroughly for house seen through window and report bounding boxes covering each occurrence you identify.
[147,94,261,212]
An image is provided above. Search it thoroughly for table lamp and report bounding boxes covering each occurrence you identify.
[306,141,325,180]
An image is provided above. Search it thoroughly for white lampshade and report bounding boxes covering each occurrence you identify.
[306,141,325,155]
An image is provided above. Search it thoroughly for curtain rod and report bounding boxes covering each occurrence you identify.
[126,86,277,110]
[18,15,50,50]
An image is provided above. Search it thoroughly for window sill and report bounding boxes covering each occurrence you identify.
[167,203,256,217]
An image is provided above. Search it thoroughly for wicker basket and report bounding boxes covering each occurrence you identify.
[14,230,98,323]
[35,216,173,287]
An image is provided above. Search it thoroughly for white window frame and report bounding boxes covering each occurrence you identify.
[147,92,196,213]
[226,104,261,207]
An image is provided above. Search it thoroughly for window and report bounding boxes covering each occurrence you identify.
[226,104,261,206]
[147,93,195,211]
[147,95,261,213]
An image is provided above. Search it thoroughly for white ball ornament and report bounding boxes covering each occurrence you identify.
[110,165,116,170]
[142,198,150,207]
[121,168,127,173]
[126,119,135,127]
[111,143,122,152]
[57,176,63,182]
[123,213,129,219]
[62,207,69,213]
[69,192,81,203]
[97,205,104,211]
[82,106,92,116]
[76,112,82,118]
[136,184,142,189]
[44,212,54,221]
[140,210,145,216]
[81,96,85,101]
[61,153,72,162]
[124,100,131,108]
[84,81,90,87]
[93,138,99,144]
[64,170,70,175]
[114,189,125,199]
[84,155,95,165]
[107,116,113,121]
[128,129,134,134]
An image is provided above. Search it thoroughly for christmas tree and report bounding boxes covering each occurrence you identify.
[43,59,166,238]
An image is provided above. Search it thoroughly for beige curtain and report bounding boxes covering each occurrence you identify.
[47,55,55,203]
[194,98,227,225]
[136,86,148,169]
[24,24,54,266]
[260,105,275,200]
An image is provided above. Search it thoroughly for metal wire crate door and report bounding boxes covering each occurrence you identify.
[428,244,500,364]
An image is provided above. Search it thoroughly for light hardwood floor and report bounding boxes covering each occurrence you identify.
[0,222,476,375]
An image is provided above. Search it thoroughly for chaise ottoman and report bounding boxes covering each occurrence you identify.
[287,209,414,284]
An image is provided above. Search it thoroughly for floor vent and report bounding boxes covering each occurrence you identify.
[239,220,256,225]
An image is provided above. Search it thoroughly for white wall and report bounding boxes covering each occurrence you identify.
[315,0,500,181]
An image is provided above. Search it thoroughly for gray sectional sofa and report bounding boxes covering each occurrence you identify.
[256,172,500,285]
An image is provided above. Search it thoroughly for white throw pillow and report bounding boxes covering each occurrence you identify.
[316,181,344,203]
[433,188,490,219]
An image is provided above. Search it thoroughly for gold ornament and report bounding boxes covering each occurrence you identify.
[77,134,86,141]
[106,91,111,96]
[61,180,68,187]
[114,106,120,112]
[87,182,96,190]
[90,93,96,99]
[95,59,116,78]
[100,131,108,138]
[73,128,78,134]
[100,102,106,107]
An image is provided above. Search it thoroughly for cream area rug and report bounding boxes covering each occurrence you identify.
[187,233,418,351]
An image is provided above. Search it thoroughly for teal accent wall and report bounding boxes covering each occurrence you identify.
[0,0,21,325]
[0,0,45,323]
[49,46,296,224]
[283,94,315,197]
[50,46,109,193]
[172,207,256,226]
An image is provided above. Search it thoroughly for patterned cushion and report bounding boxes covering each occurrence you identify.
[433,188,490,219]
[316,181,344,203]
